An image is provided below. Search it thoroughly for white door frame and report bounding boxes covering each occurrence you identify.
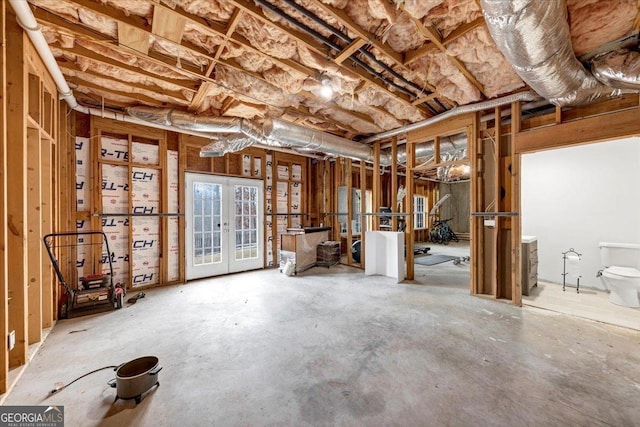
[185,173,264,280]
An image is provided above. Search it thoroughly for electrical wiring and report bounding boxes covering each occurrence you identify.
[49,365,118,395]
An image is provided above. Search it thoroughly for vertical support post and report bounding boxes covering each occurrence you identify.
[372,142,381,231]
[470,115,483,295]
[0,0,8,394]
[431,136,441,230]
[334,158,342,249]
[160,132,169,285]
[6,13,28,367]
[555,105,562,124]
[390,137,398,231]
[494,106,502,298]
[406,141,415,280]
[178,134,187,281]
[511,101,522,306]
[26,127,42,344]
[359,159,366,268]
[345,159,353,265]
[40,138,53,328]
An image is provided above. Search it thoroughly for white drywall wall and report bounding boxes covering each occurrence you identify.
[521,137,640,289]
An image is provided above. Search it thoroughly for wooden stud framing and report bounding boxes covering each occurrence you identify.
[6,15,28,368]
[0,1,7,395]
[359,160,366,268]
[511,101,522,306]
[469,113,481,295]
[40,137,53,328]
[494,107,503,299]
[405,142,415,280]
[373,143,381,231]
[178,135,188,281]
[345,159,353,265]
[516,107,640,154]
[390,137,398,231]
[26,127,42,345]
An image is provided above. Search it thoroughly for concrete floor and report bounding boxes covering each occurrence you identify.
[4,244,640,426]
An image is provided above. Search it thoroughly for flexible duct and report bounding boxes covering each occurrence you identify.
[591,50,640,91]
[200,136,257,157]
[263,118,384,163]
[480,0,623,106]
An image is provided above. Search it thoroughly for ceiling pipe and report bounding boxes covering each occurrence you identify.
[274,0,446,112]
[481,0,625,106]
[263,118,382,162]
[252,0,439,115]
[362,90,539,144]
[9,0,77,109]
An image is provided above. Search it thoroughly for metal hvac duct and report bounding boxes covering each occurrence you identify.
[263,118,386,164]
[395,133,468,165]
[481,0,623,106]
[591,50,640,91]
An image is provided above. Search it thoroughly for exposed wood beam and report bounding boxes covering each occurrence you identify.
[214,7,243,61]
[443,17,485,45]
[334,38,367,65]
[407,113,473,144]
[403,42,438,65]
[58,61,189,102]
[191,8,245,112]
[305,0,403,66]
[515,107,640,153]
[164,0,314,77]
[188,82,215,112]
[67,76,177,106]
[43,18,306,112]
[412,22,447,51]
[409,16,486,97]
[50,42,198,92]
[226,0,431,115]
[403,16,485,66]
[447,55,486,96]
[412,92,440,106]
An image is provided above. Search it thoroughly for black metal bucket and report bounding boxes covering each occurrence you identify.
[108,356,161,404]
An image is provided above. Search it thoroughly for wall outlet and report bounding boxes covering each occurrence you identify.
[484,219,496,228]
[8,330,15,351]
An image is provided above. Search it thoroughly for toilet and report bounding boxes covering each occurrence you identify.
[599,242,640,308]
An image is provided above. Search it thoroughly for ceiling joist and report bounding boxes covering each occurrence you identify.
[226,0,433,116]
[409,16,486,98]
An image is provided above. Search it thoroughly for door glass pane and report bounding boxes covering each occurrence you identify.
[234,184,259,260]
[193,182,222,266]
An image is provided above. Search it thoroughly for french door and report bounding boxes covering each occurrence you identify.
[185,173,263,280]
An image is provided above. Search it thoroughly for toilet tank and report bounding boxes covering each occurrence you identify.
[599,242,640,268]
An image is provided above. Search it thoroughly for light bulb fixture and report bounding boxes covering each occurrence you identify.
[318,74,333,100]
